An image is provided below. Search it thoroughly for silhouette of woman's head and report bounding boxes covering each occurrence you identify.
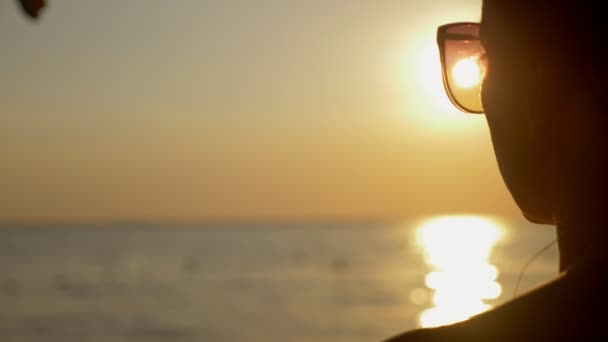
[479,1,608,225]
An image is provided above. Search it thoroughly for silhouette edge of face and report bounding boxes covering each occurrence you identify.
[480,1,558,225]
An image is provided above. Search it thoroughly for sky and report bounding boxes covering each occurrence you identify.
[0,0,522,222]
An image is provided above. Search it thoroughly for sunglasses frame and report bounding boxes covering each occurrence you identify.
[437,22,484,114]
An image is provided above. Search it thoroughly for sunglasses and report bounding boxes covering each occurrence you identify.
[437,22,485,114]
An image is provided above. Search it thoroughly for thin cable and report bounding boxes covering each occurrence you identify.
[513,238,557,298]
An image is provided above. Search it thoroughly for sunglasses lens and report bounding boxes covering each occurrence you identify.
[441,24,485,113]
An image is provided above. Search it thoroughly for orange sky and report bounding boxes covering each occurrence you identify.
[0,0,522,222]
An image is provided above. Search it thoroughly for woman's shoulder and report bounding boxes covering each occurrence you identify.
[385,270,608,342]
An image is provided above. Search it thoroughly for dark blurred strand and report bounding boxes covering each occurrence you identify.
[18,0,46,19]
[513,238,557,297]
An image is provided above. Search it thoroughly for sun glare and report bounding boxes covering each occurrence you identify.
[417,42,460,114]
[410,41,485,132]
[452,58,483,89]
[415,216,505,328]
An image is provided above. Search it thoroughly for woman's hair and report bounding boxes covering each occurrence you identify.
[485,2,606,71]
[483,0,608,219]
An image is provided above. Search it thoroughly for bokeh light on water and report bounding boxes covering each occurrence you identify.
[415,216,505,328]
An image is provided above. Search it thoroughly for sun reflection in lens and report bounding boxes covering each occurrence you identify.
[452,57,483,89]
[415,216,504,328]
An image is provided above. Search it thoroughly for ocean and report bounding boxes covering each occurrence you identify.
[0,217,558,342]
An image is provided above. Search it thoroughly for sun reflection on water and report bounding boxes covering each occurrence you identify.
[415,216,505,328]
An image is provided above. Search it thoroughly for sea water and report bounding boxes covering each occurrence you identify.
[0,218,558,342]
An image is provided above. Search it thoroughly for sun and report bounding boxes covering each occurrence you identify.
[411,41,484,132]
[452,58,483,89]
[416,42,461,115]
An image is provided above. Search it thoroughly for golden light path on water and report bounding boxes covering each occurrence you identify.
[415,216,505,328]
